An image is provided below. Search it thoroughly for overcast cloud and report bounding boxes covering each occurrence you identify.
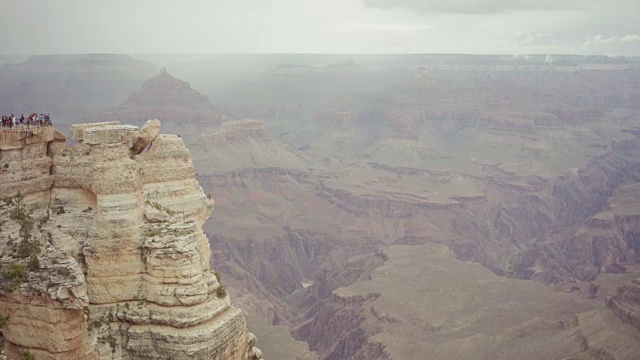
[0,0,638,55]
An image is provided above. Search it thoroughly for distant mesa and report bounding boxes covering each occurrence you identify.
[193,119,318,174]
[100,68,225,133]
[114,67,215,113]
[0,54,157,123]
[325,59,363,70]
[273,59,363,74]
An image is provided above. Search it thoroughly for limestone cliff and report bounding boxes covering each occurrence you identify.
[0,122,262,360]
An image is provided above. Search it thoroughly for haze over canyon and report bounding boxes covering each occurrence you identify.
[0,52,638,359]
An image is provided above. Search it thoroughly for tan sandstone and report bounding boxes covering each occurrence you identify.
[0,121,263,360]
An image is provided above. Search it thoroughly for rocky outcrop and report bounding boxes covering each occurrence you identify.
[607,278,640,330]
[192,120,319,174]
[131,119,160,154]
[199,120,271,145]
[107,68,217,114]
[0,122,262,359]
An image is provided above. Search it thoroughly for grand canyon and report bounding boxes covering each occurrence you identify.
[1,52,639,359]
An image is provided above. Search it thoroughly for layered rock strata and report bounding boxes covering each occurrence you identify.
[192,119,318,174]
[99,68,226,143]
[0,121,262,359]
[607,278,640,330]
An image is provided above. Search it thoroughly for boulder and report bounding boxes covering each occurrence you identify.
[70,121,120,141]
[82,124,139,146]
[53,129,67,141]
[132,119,161,154]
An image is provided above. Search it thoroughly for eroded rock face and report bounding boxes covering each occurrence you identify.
[192,119,319,174]
[0,122,262,360]
[607,278,640,330]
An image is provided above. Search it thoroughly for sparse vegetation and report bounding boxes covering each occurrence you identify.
[144,228,162,237]
[59,267,71,277]
[0,314,10,328]
[505,251,525,279]
[9,192,28,221]
[2,262,25,292]
[216,285,227,298]
[149,201,176,216]
[89,319,104,330]
[21,349,35,360]
[27,255,39,271]
[108,335,118,353]
[51,205,65,215]
[0,193,54,292]
[5,262,26,281]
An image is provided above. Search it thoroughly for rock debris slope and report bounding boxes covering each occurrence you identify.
[0,121,262,360]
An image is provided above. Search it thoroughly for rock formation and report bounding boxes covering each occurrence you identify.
[100,68,226,142]
[193,119,319,174]
[607,278,640,330]
[291,245,640,360]
[0,122,262,359]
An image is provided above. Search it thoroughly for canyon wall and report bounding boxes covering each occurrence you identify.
[0,122,262,360]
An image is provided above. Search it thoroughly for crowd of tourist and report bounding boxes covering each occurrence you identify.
[1,113,52,128]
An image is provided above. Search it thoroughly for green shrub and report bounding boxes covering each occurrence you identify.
[27,255,39,271]
[150,202,176,216]
[59,267,71,276]
[144,228,162,237]
[22,350,35,360]
[8,192,28,221]
[216,285,227,298]
[16,238,40,259]
[109,336,117,353]
[0,314,9,328]
[5,262,25,281]
[2,262,26,292]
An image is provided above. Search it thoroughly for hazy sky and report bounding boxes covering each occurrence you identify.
[1,0,639,55]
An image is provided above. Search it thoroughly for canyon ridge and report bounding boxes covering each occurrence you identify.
[1,53,639,359]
